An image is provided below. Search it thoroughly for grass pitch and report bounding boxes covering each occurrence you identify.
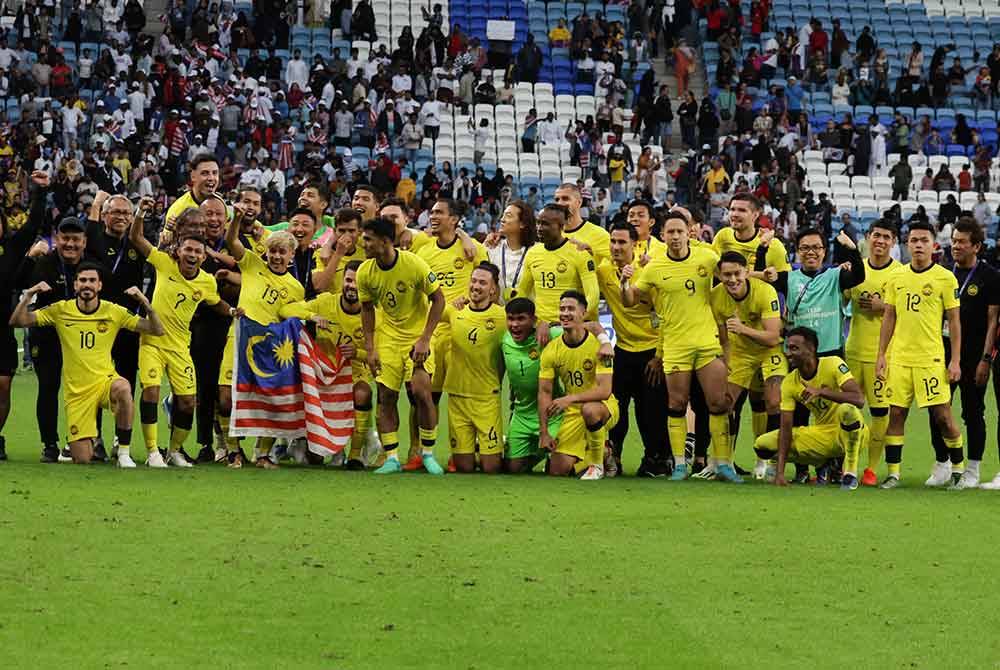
[3,371,1000,669]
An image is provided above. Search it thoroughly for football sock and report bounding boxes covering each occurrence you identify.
[419,427,437,457]
[668,409,687,464]
[350,406,371,460]
[944,434,964,472]
[868,409,889,470]
[140,400,158,453]
[115,427,132,457]
[217,413,239,453]
[585,420,607,467]
[885,435,903,477]
[382,432,400,461]
[169,409,193,454]
[839,420,863,476]
[709,412,732,462]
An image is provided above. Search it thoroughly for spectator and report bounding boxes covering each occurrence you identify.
[889,159,913,201]
[549,19,571,47]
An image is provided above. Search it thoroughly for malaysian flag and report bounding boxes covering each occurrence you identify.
[231,317,354,457]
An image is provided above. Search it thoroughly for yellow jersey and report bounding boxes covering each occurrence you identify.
[165,190,204,224]
[143,249,221,351]
[635,246,720,351]
[242,223,271,257]
[442,303,506,397]
[237,250,305,325]
[517,239,600,323]
[357,249,440,342]
[539,331,613,413]
[564,220,611,266]
[416,235,488,303]
[884,263,959,367]
[635,236,667,262]
[35,299,140,395]
[780,356,855,426]
[712,226,791,273]
[710,278,781,360]
[596,259,658,352]
[314,245,367,294]
[844,258,904,363]
[407,229,434,254]
[280,292,367,364]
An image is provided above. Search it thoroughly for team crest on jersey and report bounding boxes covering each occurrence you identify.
[528,348,538,359]
[968,285,979,297]
[484,319,496,331]
[771,300,779,311]
[128,249,138,260]
[70,424,79,435]
[838,363,850,374]
[428,272,437,283]
[453,258,464,270]
[280,287,289,298]
[192,290,202,301]
[922,283,933,296]
[354,328,364,340]
[97,321,109,333]
[396,280,408,292]
[586,260,595,272]
[556,261,568,273]
[697,266,708,277]
[582,359,594,371]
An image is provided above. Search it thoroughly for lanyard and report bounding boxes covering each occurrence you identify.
[110,237,128,274]
[501,242,526,290]
[955,261,979,296]
[294,250,313,287]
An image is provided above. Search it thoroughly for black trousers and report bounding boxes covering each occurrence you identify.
[929,371,987,461]
[608,346,669,461]
[31,327,62,445]
[191,319,229,446]
[112,329,139,394]
[690,374,710,458]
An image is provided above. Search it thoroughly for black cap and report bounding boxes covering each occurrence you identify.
[57,217,87,234]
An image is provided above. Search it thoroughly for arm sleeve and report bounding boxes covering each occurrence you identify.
[779,377,797,412]
[538,344,555,380]
[942,273,960,310]
[838,245,865,290]
[279,296,318,320]
[33,303,56,327]
[579,255,600,319]
[414,256,440,297]
[834,359,854,386]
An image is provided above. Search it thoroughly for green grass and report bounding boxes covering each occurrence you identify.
[4,370,1000,669]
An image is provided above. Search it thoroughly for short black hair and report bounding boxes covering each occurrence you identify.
[869,219,899,237]
[289,207,317,224]
[363,216,397,241]
[718,250,747,267]
[344,260,363,273]
[177,232,208,247]
[560,289,588,309]
[354,183,379,198]
[302,180,330,203]
[436,197,466,218]
[505,297,535,316]
[953,216,984,245]
[76,260,105,280]
[729,193,762,211]
[628,199,656,219]
[787,326,819,351]
[335,207,362,227]
[379,195,409,213]
[609,221,638,240]
[474,261,500,285]
[908,220,936,237]
[189,153,219,171]
[795,227,825,247]
[541,203,571,222]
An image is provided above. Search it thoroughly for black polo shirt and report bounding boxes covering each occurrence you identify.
[950,260,1000,370]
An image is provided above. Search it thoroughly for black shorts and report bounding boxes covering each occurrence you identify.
[0,325,17,377]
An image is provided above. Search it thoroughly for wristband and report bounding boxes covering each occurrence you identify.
[229,307,237,317]
[596,332,611,345]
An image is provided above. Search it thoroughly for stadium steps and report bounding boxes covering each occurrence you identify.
[143,0,169,35]
[651,47,707,155]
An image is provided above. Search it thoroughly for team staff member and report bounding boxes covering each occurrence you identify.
[357,216,446,475]
[286,207,325,299]
[27,217,95,463]
[538,290,618,480]
[843,220,903,486]
[554,183,611,266]
[755,327,868,490]
[11,264,164,466]
[710,252,785,477]
[0,170,49,462]
[129,197,238,468]
[876,221,964,489]
[164,153,219,237]
[598,222,669,477]
[86,191,146,392]
[219,205,305,468]
[625,212,736,482]
[927,218,999,490]
[516,204,600,326]
[281,260,374,470]
[440,262,506,473]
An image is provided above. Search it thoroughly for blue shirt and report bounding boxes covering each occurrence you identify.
[786,267,845,354]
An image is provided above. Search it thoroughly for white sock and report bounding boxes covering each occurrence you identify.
[118,446,130,457]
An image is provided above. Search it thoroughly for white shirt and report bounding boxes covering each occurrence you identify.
[127,90,146,120]
[0,47,14,70]
[61,105,86,132]
[391,74,412,93]
[240,167,264,188]
[260,168,286,194]
[112,52,132,77]
[487,240,529,294]
[78,57,93,78]
[285,58,309,90]
[420,100,441,127]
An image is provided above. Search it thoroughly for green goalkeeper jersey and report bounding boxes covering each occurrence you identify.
[501,327,563,426]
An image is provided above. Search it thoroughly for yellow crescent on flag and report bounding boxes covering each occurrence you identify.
[246,334,276,378]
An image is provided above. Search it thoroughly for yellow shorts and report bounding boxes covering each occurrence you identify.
[66,375,116,442]
[375,338,436,391]
[662,344,723,374]
[886,363,950,408]
[430,326,451,393]
[218,334,235,387]
[729,348,787,391]
[447,394,503,455]
[754,404,868,467]
[351,359,374,386]
[555,396,620,461]
[846,358,888,409]
[139,344,196,395]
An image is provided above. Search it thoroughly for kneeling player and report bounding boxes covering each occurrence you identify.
[754,327,868,490]
[538,291,618,479]
[711,251,785,477]
[10,266,164,465]
[442,262,506,473]
[281,260,375,470]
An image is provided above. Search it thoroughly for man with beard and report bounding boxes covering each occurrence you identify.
[164,153,219,240]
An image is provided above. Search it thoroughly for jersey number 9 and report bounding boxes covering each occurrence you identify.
[684,279,696,295]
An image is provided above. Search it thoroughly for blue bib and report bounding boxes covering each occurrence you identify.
[787,267,844,353]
